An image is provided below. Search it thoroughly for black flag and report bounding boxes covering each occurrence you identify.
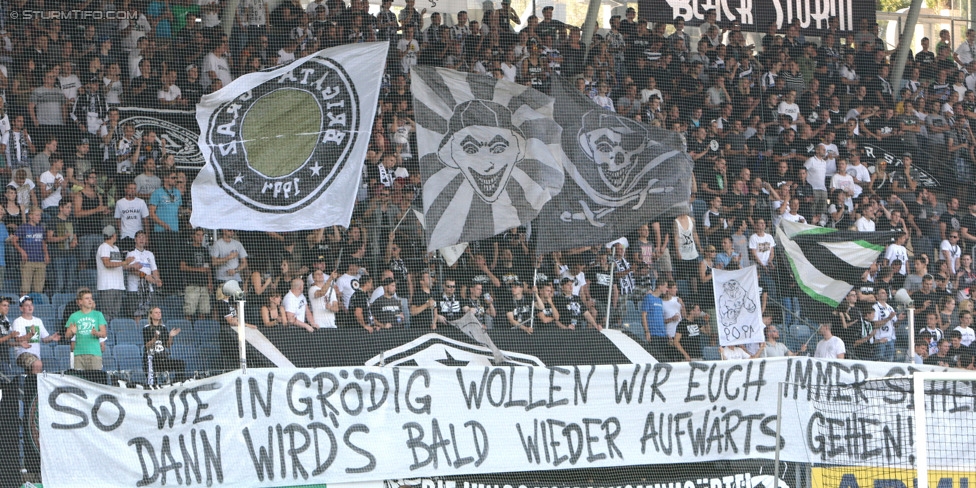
[533,76,694,253]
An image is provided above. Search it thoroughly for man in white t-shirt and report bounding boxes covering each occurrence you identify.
[201,35,233,90]
[12,295,61,373]
[283,277,315,332]
[884,232,910,275]
[855,202,877,232]
[955,310,975,347]
[114,182,149,251]
[777,89,800,122]
[397,26,420,74]
[210,229,248,286]
[846,154,872,194]
[308,269,339,329]
[830,159,858,207]
[38,156,67,219]
[125,230,161,320]
[813,322,846,358]
[749,218,777,296]
[97,225,133,324]
[804,144,828,217]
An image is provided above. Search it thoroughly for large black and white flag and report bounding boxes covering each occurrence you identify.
[191,42,387,231]
[533,76,694,253]
[411,66,566,252]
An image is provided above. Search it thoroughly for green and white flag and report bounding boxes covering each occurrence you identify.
[776,220,897,308]
[191,42,387,231]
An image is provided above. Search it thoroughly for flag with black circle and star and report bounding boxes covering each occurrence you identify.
[191,42,387,231]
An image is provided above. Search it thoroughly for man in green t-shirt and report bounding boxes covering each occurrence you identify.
[64,287,108,370]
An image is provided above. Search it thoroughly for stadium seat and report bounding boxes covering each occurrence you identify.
[51,293,75,312]
[111,318,138,331]
[77,270,97,289]
[114,327,144,346]
[171,343,201,373]
[34,305,56,328]
[40,343,57,371]
[676,280,692,299]
[54,344,71,361]
[623,300,641,330]
[788,323,813,352]
[192,319,221,343]
[102,355,118,372]
[198,344,221,373]
[162,295,185,320]
[400,297,411,328]
[169,319,192,333]
[113,344,144,378]
[28,293,49,305]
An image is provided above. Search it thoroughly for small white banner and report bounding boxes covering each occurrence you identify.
[712,266,764,346]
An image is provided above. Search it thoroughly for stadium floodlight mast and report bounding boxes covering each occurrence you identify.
[222,280,248,373]
[894,288,916,364]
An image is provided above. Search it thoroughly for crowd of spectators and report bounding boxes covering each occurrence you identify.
[0,0,974,377]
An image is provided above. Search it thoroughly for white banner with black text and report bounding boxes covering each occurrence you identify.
[38,359,958,487]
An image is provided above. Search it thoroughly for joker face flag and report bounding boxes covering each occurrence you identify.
[411,66,566,252]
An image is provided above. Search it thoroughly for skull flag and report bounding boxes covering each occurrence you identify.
[532,76,694,253]
[411,66,567,252]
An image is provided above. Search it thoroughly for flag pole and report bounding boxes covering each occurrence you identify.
[529,268,538,330]
[390,190,420,235]
[604,246,615,330]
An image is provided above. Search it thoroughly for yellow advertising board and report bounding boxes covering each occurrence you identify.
[813,467,976,488]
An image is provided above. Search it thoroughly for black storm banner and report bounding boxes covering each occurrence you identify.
[641,0,876,34]
[191,42,387,231]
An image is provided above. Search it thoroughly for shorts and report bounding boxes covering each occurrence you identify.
[656,247,673,272]
[16,352,39,369]
[674,258,699,281]
[184,285,212,316]
[74,354,103,371]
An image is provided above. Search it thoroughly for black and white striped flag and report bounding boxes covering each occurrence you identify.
[411,66,567,252]
[777,220,898,307]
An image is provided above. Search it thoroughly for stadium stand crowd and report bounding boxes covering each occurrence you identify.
[0,0,975,382]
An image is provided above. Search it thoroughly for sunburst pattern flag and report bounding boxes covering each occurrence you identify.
[411,66,566,252]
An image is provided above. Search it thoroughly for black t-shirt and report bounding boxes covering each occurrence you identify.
[410,289,435,328]
[502,295,532,326]
[373,294,401,326]
[348,290,372,326]
[495,264,523,287]
[676,319,704,359]
[536,300,557,326]
[465,266,494,291]
[835,303,868,351]
[143,324,170,357]
[553,294,584,328]
[960,213,976,241]
[586,268,612,307]
[437,294,463,322]
[181,243,211,287]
